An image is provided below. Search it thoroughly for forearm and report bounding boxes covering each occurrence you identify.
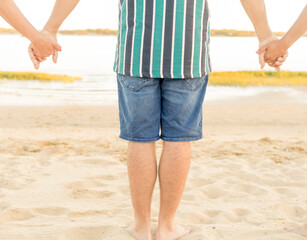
[281,4,307,49]
[0,0,41,42]
[43,0,80,33]
[240,0,273,41]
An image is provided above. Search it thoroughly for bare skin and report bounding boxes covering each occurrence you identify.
[155,141,191,240]
[0,0,60,60]
[240,0,287,70]
[258,4,307,65]
[126,142,157,240]
[285,224,307,237]
[126,141,192,240]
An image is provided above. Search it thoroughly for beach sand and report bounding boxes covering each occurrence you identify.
[0,89,306,240]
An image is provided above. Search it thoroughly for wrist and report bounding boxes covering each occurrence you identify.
[257,32,274,42]
[280,35,292,50]
[43,24,59,35]
[29,31,44,45]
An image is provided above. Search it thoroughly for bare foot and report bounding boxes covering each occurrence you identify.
[155,223,191,240]
[284,223,307,237]
[126,221,152,240]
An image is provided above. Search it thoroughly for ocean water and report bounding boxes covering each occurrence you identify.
[0,35,306,105]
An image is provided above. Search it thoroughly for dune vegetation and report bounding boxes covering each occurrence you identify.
[0,71,82,83]
[209,71,307,86]
[1,71,306,86]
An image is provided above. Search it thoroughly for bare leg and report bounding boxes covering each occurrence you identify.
[126,141,157,240]
[155,141,192,240]
[285,223,307,237]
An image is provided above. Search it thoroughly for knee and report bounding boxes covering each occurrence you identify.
[128,141,156,148]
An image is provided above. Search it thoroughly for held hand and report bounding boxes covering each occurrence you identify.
[28,29,60,69]
[257,39,288,71]
[258,36,287,72]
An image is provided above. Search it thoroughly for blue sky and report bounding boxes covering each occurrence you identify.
[0,0,306,32]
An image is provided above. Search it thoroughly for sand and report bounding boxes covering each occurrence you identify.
[0,89,306,240]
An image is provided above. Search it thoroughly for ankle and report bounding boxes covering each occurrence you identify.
[134,218,151,230]
[157,217,176,230]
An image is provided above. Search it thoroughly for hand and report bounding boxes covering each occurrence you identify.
[258,35,287,72]
[28,29,60,69]
[257,39,289,71]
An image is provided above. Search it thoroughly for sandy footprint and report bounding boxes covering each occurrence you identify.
[0,201,10,210]
[174,225,221,240]
[67,210,110,218]
[0,208,34,222]
[32,206,68,216]
[202,186,228,199]
[177,212,212,224]
[68,188,115,199]
[0,177,36,190]
[58,225,135,240]
[89,174,119,181]
[232,208,250,217]
[232,183,268,196]
[116,184,130,195]
[65,180,105,190]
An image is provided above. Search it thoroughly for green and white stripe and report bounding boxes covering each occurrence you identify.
[113,0,212,79]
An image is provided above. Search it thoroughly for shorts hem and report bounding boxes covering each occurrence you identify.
[161,135,203,142]
[119,135,161,143]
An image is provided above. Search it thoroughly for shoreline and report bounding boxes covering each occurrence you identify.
[1,85,306,106]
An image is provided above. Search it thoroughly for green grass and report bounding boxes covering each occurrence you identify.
[0,71,82,83]
[209,71,307,86]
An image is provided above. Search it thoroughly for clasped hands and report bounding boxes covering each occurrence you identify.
[257,35,289,71]
[28,29,60,70]
[27,32,288,71]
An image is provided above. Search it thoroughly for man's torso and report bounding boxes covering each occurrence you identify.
[113,0,212,79]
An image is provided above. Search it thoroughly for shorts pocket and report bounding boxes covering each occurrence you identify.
[117,73,156,91]
[183,75,208,91]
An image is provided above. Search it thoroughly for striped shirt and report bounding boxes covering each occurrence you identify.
[113,0,212,79]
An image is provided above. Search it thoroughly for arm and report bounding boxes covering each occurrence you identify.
[29,0,80,69]
[43,0,80,35]
[0,0,61,58]
[282,4,307,49]
[240,0,273,42]
[258,4,307,62]
[240,0,286,71]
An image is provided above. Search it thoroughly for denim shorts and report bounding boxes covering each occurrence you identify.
[116,73,209,142]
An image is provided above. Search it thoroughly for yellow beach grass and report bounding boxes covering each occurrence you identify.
[1,70,307,86]
[0,71,82,83]
[209,71,307,86]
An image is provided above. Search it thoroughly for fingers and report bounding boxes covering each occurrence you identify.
[274,66,281,72]
[28,44,40,70]
[276,52,288,63]
[36,56,45,62]
[277,56,286,62]
[256,44,268,55]
[53,43,62,51]
[52,49,58,64]
[258,52,266,69]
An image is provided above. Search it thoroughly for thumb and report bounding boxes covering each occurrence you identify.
[256,44,268,54]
